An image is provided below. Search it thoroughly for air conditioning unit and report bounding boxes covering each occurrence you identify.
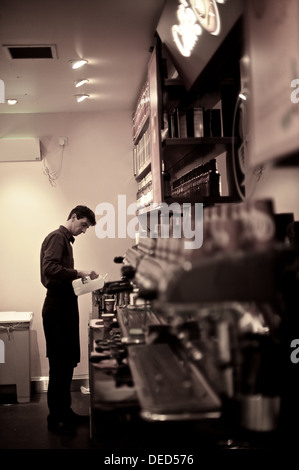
[0,138,41,162]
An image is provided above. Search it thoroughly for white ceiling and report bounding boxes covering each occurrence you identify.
[0,0,165,114]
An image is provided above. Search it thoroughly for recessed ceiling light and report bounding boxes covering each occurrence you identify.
[75,94,89,103]
[74,79,89,88]
[70,59,88,69]
[7,99,18,105]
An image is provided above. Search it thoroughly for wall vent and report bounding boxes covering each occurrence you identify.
[2,44,57,59]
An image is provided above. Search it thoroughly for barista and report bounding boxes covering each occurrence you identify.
[40,205,98,436]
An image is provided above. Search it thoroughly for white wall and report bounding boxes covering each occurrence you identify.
[0,111,136,379]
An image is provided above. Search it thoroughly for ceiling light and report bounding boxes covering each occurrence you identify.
[75,94,89,103]
[74,79,89,88]
[70,59,88,69]
[7,99,18,105]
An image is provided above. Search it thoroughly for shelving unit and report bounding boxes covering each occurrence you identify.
[132,18,244,213]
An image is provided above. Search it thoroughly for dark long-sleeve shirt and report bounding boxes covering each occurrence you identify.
[40,225,78,289]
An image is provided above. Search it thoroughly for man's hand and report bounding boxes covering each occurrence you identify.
[78,270,99,279]
[89,270,99,280]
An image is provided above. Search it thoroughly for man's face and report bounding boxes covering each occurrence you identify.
[70,215,91,236]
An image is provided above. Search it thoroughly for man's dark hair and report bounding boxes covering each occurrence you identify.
[67,205,96,226]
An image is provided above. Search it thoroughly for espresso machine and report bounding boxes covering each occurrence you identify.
[90,200,299,448]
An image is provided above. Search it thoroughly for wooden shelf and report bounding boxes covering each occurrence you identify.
[163,136,234,157]
[136,196,236,215]
[164,196,237,206]
[164,78,184,87]
[162,136,238,173]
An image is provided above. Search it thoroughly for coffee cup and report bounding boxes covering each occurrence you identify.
[104,298,115,312]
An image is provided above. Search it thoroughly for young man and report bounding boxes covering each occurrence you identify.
[40,205,98,436]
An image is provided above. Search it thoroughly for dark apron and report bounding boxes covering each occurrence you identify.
[42,285,80,367]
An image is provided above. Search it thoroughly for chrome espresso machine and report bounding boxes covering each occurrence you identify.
[89,200,299,450]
